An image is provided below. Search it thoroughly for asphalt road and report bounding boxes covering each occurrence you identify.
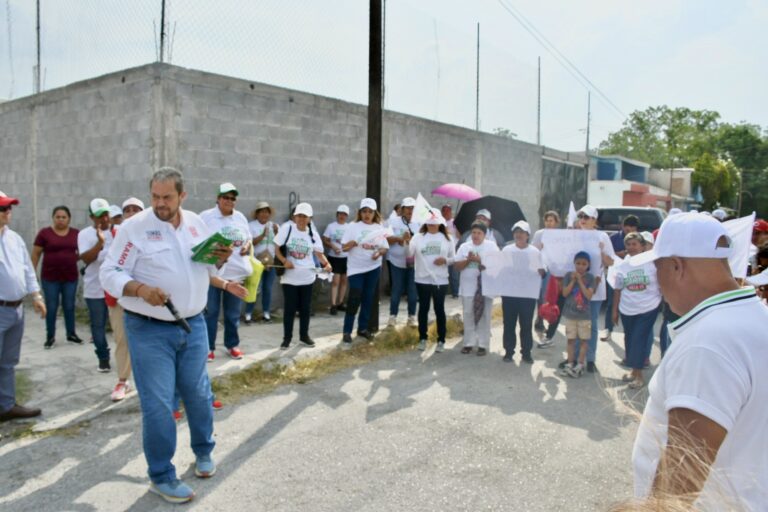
[0,323,645,512]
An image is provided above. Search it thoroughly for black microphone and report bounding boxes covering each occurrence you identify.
[165,299,191,333]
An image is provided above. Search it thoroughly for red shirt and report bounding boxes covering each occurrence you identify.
[34,227,80,282]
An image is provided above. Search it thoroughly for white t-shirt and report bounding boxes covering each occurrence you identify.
[408,232,455,286]
[531,229,545,249]
[632,288,768,510]
[274,223,324,286]
[249,219,276,257]
[588,229,615,302]
[341,222,390,277]
[386,216,421,269]
[613,257,661,316]
[455,240,499,297]
[323,221,350,259]
[200,207,252,282]
[77,226,113,299]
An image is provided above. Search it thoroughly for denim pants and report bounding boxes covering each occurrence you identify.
[621,309,658,370]
[244,267,276,317]
[282,283,313,341]
[501,296,536,357]
[343,267,381,334]
[124,313,214,484]
[85,297,110,361]
[448,264,460,297]
[604,283,615,332]
[389,265,417,317]
[416,283,447,342]
[574,300,602,364]
[0,305,24,412]
[205,286,242,351]
[41,279,78,340]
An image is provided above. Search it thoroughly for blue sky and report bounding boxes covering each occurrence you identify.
[3,0,766,151]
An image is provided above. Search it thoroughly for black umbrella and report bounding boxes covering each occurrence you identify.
[455,196,526,237]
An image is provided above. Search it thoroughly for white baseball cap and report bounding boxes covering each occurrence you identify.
[122,197,145,211]
[712,208,727,221]
[630,212,732,266]
[640,231,655,245]
[668,207,683,216]
[746,268,768,287]
[401,197,416,208]
[424,208,446,225]
[218,182,238,196]
[89,198,110,217]
[360,198,377,211]
[294,202,313,217]
[476,209,492,220]
[336,204,350,215]
[578,205,598,219]
[511,220,531,235]
[108,205,123,218]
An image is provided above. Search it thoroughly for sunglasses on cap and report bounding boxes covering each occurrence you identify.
[219,195,237,202]
[0,205,12,213]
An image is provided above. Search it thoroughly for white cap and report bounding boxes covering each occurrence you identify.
[89,198,110,216]
[108,205,123,218]
[668,207,683,216]
[640,231,655,245]
[476,209,492,220]
[578,204,598,219]
[218,182,238,196]
[712,208,727,220]
[336,204,350,215]
[294,202,313,217]
[629,212,732,266]
[511,220,531,235]
[746,268,768,287]
[122,197,145,211]
[360,198,377,211]
[401,197,416,208]
[425,208,446,226]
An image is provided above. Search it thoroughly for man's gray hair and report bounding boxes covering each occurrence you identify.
[150,167,184,194]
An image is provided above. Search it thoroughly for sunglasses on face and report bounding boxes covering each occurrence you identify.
[0,205,11,213]
[220,195,237,202]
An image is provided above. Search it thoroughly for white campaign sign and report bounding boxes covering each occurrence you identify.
[540,229,605,277]
[481,248,543,299]
[723,213,756,279]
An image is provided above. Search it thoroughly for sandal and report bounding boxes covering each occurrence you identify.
[476,348,487,356]
[461,347,473,354]
[628,379,645,389]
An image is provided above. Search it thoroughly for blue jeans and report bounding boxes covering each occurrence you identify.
[621,309,658,370]
[205,286,242,351]
[244,267,276,317]
[0,305,24,412]
[574,300,602,364]
[502,297,536,357]
[344,267,381,334]
[448,264,460,297]
[85,297,109,361]
[41,279,78,341]
[124,313,214,484]
[389,265,417,317]
[604,284,615,332]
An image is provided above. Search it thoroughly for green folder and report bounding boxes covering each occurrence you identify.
[191,232,234,264]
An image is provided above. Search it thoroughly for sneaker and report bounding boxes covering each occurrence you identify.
[342,334,352,349]
[150,479,195,503]
[280,339,291,350]
[98,359,111,373]
[195,455,216,478]
[567,363,584,378]
[600,330,613,342]
[586,361,597,373]
[173,410,183,421]
[407,315,417,327]
[387,315,397,327]
[299,337,315,347]
[44,338,55,350]
[110,381,130,402]
[207,351,215,363]
[262,313,272,323]
[66,334,84,344]
[536,338,554,349]
[558,363,572,377]
[243,315,252,326]
[357,330,375,341]
[417,339,427,351]
[329,305,338,316]
[435,342,445,353]
[503,352,513,363]
[228,347,244,360]
[212,400,223,410]
[558,359,569,369]
[522,354,534,364]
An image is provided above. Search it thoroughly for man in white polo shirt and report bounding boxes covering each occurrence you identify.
[629,212,768,509]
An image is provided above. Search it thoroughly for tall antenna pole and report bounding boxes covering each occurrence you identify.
[585,91,591,155]
[475,22,480,131]
[537,56,541,145]
[159,0,167,62]
[34,0,40,93]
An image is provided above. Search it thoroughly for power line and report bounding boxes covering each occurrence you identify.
[495,0,626,120]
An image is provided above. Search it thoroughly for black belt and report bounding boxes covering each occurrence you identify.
[125,309,199,327]
[0,299,23,308]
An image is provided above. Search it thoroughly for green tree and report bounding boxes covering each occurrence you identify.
[691,153,738,210]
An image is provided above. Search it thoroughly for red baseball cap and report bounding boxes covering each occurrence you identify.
[754,219,768,233]
[0,191,20,207]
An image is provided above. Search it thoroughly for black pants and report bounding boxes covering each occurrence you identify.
[282,283,313,341]
[416,283,447,342]
[545,294,567,339]
[502,296,536,357]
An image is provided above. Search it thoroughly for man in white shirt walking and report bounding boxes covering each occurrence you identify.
[630,212,768,510]
[0,191,46,422]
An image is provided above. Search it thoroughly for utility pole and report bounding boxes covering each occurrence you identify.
[585,91,591,155]
[159,0,167,62]
[475,22,480,131]
[34,0,40,93]
[536,56,541,145]
[367,0,383,332]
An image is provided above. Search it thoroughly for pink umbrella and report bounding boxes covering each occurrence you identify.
[431,183,482,201]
